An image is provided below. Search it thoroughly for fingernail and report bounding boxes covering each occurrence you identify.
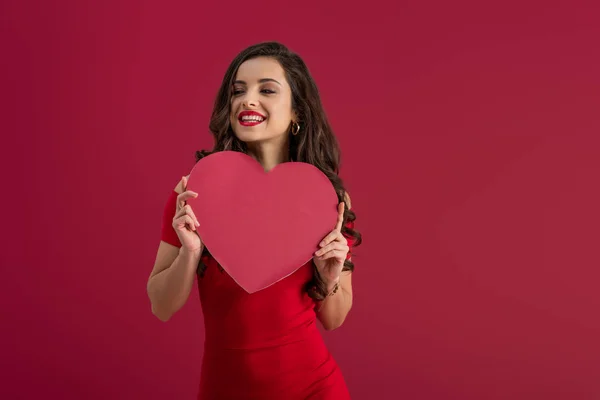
[195,221,200,227]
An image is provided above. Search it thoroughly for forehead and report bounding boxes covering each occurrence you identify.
[235,57,287,84]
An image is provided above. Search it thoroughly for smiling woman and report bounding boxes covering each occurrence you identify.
[229,62,294,144]
[224,57,299,165]
[147,41,362,400]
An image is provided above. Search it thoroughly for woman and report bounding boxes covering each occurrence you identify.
[147,41,362,399]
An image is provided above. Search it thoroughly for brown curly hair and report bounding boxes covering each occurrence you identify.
[194,41,362,301]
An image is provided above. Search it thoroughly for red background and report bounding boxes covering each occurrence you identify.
[2,1,599,399]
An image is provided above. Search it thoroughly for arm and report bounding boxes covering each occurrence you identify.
[146,176,203,322]
[315,191,354,330]
[316,270,353,330]
[147,244,202,322]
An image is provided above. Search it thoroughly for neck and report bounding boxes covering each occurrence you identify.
[246,137,291,172]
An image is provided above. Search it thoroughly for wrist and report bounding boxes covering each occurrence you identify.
[325,277,341,293]
[179,245,202,260]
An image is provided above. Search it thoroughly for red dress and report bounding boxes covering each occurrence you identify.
[160,189,355,399]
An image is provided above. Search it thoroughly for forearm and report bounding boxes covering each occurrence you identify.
[316,278,353,330]
[148,246,202,321]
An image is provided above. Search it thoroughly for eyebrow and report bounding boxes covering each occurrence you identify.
[233,78,282,86]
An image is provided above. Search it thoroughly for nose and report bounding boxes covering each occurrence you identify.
[242,98,257,108]
[241,92,258,108]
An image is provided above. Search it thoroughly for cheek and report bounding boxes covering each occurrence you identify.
[269,104,291,121]
[230,99,239,113]
[229,100,239,121]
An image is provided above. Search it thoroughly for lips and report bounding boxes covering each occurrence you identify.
[238,111,266,126]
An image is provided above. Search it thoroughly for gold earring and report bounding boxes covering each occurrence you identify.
[291,121,300,135]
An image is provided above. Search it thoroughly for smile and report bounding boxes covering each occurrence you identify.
[238,111,267,127]
[239,116,265,126]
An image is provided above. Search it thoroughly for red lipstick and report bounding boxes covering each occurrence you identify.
[238,111,266,127]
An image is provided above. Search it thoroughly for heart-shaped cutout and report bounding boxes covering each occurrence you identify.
[186,151,339,293]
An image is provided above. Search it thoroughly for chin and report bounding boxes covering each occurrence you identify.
[232,126,274,142]
[232,130,263,143]
[231,122,287,144]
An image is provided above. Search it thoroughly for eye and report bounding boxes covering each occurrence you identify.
[261,89,276,94]
[232,89,244,96]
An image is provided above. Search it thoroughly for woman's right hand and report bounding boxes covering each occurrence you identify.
[172,176,203,252]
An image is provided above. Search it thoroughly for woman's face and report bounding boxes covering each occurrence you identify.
[229,57,296,144]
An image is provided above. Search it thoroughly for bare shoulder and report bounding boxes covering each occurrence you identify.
[174,174,191,194]
[343,191,352,210]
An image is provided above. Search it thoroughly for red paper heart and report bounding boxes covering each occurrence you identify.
[186,151,339,293]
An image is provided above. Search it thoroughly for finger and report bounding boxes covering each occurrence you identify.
[315,242,348,257]
[176,191,198,210]
[178,175,188,209]
[316,249,347,261]
[173,215,197,231]
[183,215,197,231]
[334,202,345,232]
[319,229,346,248]
[177,191,198,204]
[173,204,189,219]
[174,205,200,227]
[185,205,201,227]
[174,215,195,231]
[319,230,337,248]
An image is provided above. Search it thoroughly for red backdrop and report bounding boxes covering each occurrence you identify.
[2,1,599,399]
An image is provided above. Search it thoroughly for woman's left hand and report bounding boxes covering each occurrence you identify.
[313,202,349,290]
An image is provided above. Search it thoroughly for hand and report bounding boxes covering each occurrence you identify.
[313,202,349,290]
[172,176,203,253]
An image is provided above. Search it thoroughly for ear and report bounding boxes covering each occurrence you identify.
[343,192,352,210]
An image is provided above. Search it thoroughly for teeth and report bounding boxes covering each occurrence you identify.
[241,115,264,122]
